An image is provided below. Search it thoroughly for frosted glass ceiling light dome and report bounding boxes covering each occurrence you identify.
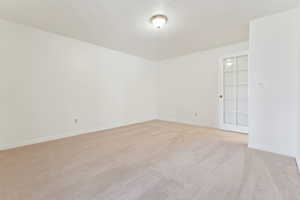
[150,15,168,29]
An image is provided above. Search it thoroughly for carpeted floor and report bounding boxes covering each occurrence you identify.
[0,120,299,200]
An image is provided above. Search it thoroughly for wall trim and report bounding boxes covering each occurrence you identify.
[157,118,218,130]
[249,145,300,173]
[248,143,295,158]
[0,119,155,151]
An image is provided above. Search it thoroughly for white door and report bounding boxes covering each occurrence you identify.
[219,52,248,133]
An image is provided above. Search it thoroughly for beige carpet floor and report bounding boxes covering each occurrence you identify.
[0,120,299,200]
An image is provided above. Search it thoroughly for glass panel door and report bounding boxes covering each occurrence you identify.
[223,57,236,125]
[221,54,248,133]
[236,55,248,127]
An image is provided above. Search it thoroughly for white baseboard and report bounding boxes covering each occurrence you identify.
[248,143,295,158]
[0,119,155,151]
[249,144,300,173]
[157,118,218,129]
[0,127,102,151]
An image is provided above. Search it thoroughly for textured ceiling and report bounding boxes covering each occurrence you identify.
[0,0,298,60]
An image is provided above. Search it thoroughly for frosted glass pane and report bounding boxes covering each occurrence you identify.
[224,87,235,100]
[224,100,235,124]
[238,71,248,84]
[237,113,248,126]
[224,72,235,86]
[237,55,248,70]
[238,85,248,99]
[224,100,235,112]
[223,57,235,72]
[237,100,248,113]
[224,112,235,124]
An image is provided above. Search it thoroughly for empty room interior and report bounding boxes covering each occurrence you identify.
[1,0,300,199]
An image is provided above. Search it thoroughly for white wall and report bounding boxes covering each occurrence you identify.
[0,19,158,150]
[249,9,299,157]
[158,42,248,128]
[1,8,300,161]
[297,5,300,168]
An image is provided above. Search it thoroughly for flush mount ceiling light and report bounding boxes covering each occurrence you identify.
[150,14,168,29]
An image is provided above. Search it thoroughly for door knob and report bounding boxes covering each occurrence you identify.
[219,95,223,99]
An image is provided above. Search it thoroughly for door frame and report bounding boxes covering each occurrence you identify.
[218,51,249,134]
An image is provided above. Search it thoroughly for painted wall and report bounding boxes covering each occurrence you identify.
[297,5,300,168]
[0,19,158,150]
[1,7,299,161]
[248,9,299,157]
[157,42,248,128]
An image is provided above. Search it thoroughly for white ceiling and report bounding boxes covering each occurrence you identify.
[0,0,298,60]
